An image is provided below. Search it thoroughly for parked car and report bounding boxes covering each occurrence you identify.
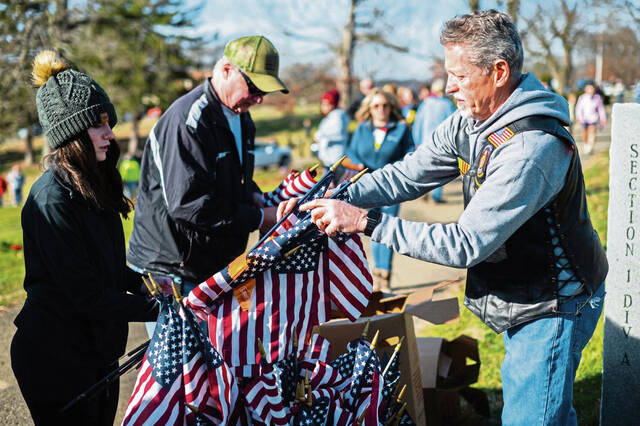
[253,141,291,169]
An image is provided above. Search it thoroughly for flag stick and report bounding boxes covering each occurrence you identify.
[251,159,342,251]
[369,330,380,350]
[382,336,405,376]
[361,320,370,340]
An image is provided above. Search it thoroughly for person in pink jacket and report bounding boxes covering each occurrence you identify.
[575,83,606,154]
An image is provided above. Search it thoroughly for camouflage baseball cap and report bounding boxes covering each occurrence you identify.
[224,35,289,94]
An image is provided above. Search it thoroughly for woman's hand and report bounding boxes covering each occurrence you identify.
[182,297,209,322]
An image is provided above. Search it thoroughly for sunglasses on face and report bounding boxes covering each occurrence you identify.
[371,103,390,109]
[239,69,267,97]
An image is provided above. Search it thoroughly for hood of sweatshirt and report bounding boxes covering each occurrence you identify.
[467,72,570,140]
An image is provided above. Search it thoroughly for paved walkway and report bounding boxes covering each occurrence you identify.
[0,119,611,424]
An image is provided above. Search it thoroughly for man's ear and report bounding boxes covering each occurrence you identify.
[493,59,511,88]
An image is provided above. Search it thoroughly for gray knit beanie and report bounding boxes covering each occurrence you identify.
[33,50,117,149]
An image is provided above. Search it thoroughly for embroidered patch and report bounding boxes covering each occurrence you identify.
[488,126,515,147]
[458,157,470,175]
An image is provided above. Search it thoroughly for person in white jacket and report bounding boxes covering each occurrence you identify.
[314,89,350,168]
[575,83,606,154]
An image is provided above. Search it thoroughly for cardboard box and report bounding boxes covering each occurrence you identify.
[417,335,480,390]
[417,336,483,425]
[316,286,460,426]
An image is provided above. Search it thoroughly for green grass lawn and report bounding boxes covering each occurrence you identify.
[418,151,611,425]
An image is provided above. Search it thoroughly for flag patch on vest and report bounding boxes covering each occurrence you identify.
[488,126,515,147]
[458,157,470,175]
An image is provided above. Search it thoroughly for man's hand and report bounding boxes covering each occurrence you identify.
[300,198,368,237]
[275,190,336,221]
[259,207,278,234]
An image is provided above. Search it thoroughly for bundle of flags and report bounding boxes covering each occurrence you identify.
[260,166,319,207]
[185,161,372,378]
[123,160,398,424]
[122,278,239,425]
[241,324,415,425]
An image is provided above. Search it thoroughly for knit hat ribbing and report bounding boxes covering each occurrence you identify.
[34,53,117,149]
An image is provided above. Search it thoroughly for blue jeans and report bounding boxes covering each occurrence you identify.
[501,283,605,426]
[371,204,400,271]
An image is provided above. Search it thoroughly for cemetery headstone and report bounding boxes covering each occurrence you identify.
[601,103,640,425]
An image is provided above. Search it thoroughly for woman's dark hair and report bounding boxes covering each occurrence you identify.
[44,133,133,218]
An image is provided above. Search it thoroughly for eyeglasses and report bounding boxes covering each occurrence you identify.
[238,69,267,97]
[371,103,390,109]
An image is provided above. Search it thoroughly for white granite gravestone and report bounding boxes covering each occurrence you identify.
[601,103,640,425]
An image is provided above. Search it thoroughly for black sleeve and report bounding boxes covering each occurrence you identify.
[35,201,158,322]
[121,266,145,295]
[160,123,261,233]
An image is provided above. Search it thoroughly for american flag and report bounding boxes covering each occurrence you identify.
[186,171,334,309]
[381,352,401,400]
[122,299,185,425]
[180,305,239,425]
[487,126,515,147]
[204,234,371,378]
[294,396,331,425]
[242,355,291,425]
[344,343,384,426]
[185,168,371,378]
[261,168,318,207]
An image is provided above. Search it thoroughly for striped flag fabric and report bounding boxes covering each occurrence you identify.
[185,170,333,311]
[487,126,515,147]
[242,353,291,426]
[180,305,239,425]
[206,234,372,378]
[122,298,240,426]
[346,344,384,426]
[261,168,318,207]
[122,299,185,425]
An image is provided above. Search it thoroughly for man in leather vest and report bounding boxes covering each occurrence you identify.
[282,10,607,426]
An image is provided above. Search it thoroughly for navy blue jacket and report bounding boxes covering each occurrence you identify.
[127,79,262,282]
[347,120,415,171]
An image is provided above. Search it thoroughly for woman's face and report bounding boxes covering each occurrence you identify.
[370,94,391,124]
[88,112,115,162]
[320,99,335,116]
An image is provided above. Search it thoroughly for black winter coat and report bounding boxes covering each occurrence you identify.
[14,169,158,365]
[127,79,262,282]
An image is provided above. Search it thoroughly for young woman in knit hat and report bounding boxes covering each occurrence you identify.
[10,50,159,425]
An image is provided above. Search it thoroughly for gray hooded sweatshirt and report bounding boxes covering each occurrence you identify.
[347,73,574,270]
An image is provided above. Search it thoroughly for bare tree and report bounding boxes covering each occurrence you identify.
[469,0,481,12]
[506,0,521,25]
[260,0,407,109]
[520,0,587,95]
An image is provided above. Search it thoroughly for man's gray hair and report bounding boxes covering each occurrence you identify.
[440,10,523,78]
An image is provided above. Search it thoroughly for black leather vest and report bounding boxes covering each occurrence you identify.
[456,116,608,333]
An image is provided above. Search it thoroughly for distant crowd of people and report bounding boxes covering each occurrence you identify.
[0,165,25,207]
[312,77,456,291]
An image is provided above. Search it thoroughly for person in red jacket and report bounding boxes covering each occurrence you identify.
[0,174,7,207]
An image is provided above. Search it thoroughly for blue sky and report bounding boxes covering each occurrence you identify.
[182,0,627,82]
[185,0,503,81]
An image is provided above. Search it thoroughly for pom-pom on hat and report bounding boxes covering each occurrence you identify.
[32,50,117,149]
[321,89,340,108]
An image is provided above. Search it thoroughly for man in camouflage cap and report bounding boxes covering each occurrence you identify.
[128,36,288,330]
